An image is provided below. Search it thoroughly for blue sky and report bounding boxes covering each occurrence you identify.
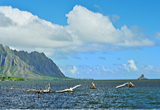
[0,0,160,79]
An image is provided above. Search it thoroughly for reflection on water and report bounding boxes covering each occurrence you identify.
[0,80,160,109]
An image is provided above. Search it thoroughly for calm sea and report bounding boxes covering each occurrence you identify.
[0,80,160,109]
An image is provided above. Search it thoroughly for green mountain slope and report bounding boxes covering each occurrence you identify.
[13,50,65,78]
[0,44,65,80]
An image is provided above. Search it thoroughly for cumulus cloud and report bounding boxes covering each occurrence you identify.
[66,5,156,47]
[122,59,138,72]
[70,66,78,74]
[102,66,114,73]
[66,5,122,44]
[128,60,138,70]
[0,5,156,58]
[122,64,130,72]
[0,6,75,50]
[0,12,14,27]
[60,64,160,79]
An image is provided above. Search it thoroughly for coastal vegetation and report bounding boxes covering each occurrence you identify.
[0,76,24,81]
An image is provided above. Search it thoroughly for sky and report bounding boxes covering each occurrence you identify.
[0,0,160,79]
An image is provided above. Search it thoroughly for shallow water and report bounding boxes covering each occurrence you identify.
[0,80,160,109]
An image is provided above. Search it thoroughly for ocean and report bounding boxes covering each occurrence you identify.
[0,80,160,109]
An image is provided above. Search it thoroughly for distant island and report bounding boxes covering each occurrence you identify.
[0,44,65,80]
[138,74,148,80]
[0,76,24,81]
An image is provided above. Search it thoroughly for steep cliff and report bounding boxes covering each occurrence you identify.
[13,50,65,78]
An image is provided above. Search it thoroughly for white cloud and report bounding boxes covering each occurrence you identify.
[109,14,120,23]
[66,5,122,44]
[0,6,75,49]
[60,64,160,79]
[122,64,130,72]
[66,5,155,47]
[128,59,138,71]
[102,66,114,73]
[145,65,153,70]
[0,5,156,58]
[117,25,155,47]
[70,66,78,74]
[122,59,138,72]
[155,32,160,40]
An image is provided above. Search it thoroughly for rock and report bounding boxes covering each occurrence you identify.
[90,82,96,89]
[128,82,134,87]
[138,74,147,80]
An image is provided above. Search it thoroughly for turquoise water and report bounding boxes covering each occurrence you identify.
[0,80,160,109]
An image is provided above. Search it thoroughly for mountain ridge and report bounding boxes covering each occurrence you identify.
[0,44,65,80]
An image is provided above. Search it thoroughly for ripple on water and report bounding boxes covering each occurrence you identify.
[0,80,160,109]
